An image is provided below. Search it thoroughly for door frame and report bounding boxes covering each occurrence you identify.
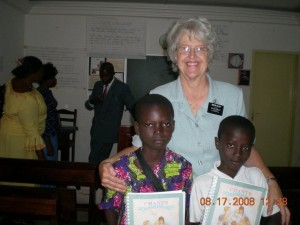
[250,50,299,166]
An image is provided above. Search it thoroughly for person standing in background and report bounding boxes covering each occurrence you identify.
[85,62,135,164]
[0,56,46,160]
[37,62,60,161]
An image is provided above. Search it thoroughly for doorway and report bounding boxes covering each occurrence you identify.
[250,51,298,166]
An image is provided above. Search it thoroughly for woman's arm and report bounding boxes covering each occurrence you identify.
[19,95,46,151]
[245,147,290,225]
[99,145,138,192]
[35,149,46,160]
[44,136,54,156]
[245,147,273,178]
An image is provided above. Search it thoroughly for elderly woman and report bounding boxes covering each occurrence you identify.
[99,17,290,224]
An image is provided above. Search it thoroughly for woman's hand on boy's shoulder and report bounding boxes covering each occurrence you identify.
[99,161,126,193]
[99,145,139,193]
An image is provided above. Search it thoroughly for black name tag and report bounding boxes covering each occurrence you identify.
[207,102,224,116]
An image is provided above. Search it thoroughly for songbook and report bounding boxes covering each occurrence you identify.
[202,176,267,225]
[126,190,186,225]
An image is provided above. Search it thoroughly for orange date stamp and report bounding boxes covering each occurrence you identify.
[199,197,288,206]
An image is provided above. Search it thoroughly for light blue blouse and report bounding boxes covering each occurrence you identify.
[133,74,246,177]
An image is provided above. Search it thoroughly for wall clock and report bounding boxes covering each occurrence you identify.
[228,53,244,69]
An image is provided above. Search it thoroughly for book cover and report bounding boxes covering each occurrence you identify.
[126,191,186,225]
[202,176,267,225]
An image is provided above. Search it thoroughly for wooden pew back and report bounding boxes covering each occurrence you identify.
[0,157,98,224]
[269,167,300,225]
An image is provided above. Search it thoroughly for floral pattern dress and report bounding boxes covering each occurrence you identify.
[99,148,193,225]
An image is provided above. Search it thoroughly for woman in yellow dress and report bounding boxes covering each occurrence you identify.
[0,56,46,160]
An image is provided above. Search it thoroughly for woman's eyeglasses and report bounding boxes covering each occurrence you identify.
[177,46,208,55]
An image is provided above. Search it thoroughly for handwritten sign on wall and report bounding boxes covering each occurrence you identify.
[25,47,86,89]
[86,16,146,59]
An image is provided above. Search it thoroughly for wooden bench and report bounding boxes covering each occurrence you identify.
[0,186,59,225]
[269,167,300,225]
[0,157,99,225]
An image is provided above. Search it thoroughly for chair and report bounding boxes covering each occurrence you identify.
[57,109,78,162]
[117,125,135,152]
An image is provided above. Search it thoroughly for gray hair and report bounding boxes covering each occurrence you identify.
[167,17,217,72]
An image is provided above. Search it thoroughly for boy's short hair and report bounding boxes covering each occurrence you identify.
[218,115,255,143]
[133,94,174,122]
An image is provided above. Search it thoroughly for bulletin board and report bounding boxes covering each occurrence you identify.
[127,56,178,101]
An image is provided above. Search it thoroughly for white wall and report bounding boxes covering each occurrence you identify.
[2,1,300,165]
[0,1,27,84]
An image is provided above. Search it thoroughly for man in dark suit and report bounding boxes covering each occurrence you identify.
[85,62,135,164]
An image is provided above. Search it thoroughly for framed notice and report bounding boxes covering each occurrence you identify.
[238,70,250,86]
[202,177,267,225]
[89,57,105,75]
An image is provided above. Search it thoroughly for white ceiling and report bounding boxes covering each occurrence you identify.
[29,0,300,12]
